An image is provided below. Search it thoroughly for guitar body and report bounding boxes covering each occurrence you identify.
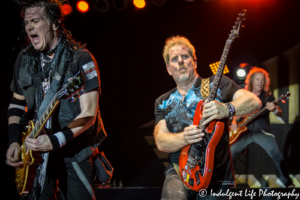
[229,92,290,146]
[178,100,225,191]
[229,118,249,146]
[15,120,43,195]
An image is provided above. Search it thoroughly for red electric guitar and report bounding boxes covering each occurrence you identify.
[178,10,247,191]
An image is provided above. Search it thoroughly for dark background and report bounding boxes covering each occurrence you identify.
[1,0,300,198]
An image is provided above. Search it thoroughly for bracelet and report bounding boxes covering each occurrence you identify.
[49,127,74,151]
[8,123,23,146]
[225,103,235,118]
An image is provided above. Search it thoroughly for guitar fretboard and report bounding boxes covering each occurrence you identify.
[29,94,60,139]
[198,40,232,129]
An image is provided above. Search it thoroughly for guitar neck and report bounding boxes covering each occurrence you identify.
[238,99,277,128]
[29,95,60,139]
[198,40,232,130]
[208,40,232,101]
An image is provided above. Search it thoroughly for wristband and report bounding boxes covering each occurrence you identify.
[8,123,23,146]
[49,135,60,151]
[7,108,25,118]
[49,127,74,151]
[225,103,235,118]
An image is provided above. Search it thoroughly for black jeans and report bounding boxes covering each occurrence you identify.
[27,155,96,200]
[230,130,292,186]
[161,168,230,200]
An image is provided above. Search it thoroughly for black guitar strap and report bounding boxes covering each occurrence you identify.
[32,42,71,199]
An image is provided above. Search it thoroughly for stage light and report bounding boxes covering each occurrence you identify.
[152,0,166,6]
[95,0,110,13]
[133,0,146,9]
[62,4,72,15]
[209,61,229,75]
[113,0,128,11]
[77,1,89,13]
[237,69,246,78]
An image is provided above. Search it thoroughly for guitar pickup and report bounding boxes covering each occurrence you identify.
[195,171,200,185]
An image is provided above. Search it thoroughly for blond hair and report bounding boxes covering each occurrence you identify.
[244,67,270,92]
[163,36,196,64]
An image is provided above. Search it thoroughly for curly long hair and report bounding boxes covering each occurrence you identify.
[14,0,81,51]
[244,67,270,92]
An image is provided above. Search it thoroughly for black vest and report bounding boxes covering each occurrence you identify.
[18,47,106,162]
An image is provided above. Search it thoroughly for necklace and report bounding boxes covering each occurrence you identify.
[40,53,54,71]
[44,36,62,55]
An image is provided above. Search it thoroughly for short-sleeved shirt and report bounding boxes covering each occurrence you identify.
[10,48,100,96]
[247,91,275,133]
[154,75,241,186]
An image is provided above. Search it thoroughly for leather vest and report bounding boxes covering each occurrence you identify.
[18,48,106,162]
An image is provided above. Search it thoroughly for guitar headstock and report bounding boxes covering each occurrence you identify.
[58,71,85,101]
[228,9,247,40]
[275,91,290,104]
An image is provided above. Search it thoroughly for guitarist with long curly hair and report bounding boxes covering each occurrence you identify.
[230,67,294,188]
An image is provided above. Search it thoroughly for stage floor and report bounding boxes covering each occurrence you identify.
[94,187,300,200]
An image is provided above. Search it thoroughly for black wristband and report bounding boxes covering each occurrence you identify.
[62,127,74,143]
[49,135,60,151]
[10,97,26,106]
[7,108,25,118]
[8,123,23,146]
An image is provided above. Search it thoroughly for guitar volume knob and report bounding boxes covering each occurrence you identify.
[188,178,194,186]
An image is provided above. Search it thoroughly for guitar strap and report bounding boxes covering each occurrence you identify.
[264,92,271,105]
[200,78,210,99]
[172,78,210,188]
[32,42,71,198]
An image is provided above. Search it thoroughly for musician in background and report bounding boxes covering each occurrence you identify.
[230,67,294,188]
[6,1,106,199]
[154,36,261,200]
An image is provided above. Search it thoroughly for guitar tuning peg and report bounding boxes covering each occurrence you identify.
[74,85,79,89]
[69,88,74,92]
